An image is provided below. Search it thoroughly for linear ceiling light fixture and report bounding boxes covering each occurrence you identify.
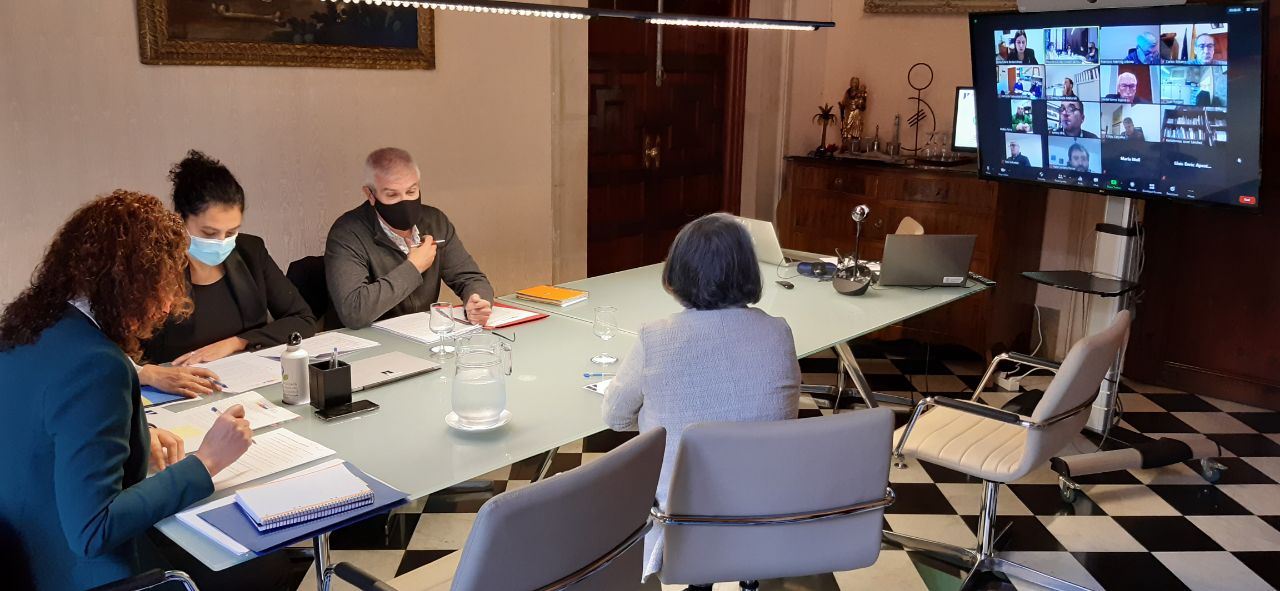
[324,0,834,30]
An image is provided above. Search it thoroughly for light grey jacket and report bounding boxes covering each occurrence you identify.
[602,307,801,578]
[325,202,494,328]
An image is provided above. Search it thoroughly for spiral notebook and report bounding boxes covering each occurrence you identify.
[234,463,373,532]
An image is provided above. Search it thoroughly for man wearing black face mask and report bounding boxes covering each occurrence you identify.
[325,147,494,328]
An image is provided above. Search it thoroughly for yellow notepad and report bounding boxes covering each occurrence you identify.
[515,285,589,307]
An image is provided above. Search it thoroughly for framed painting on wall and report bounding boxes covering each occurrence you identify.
[137,0,435,70]
[864,0,1017,14]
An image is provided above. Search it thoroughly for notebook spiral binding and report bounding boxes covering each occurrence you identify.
[253,492,373,531]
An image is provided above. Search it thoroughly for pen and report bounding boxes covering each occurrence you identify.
[208,377,229,390]
[583,372,616,378]
[330,347,338,370]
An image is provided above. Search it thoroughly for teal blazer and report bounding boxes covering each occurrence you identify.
[0,307,214,590]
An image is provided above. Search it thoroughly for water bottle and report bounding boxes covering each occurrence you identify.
[281,332,310,405]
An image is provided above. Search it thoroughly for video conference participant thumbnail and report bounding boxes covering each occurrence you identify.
[1048,99,1101,139]
[1099,25,1162,65]
[1158,65,1228,107]
[1003,132,1044,168]
[1101,134,1161,184]
[1046,65,1101,101]
[1102,66,1158,104]
[997,66,1045,99]
[1048,136,1102,174]
[995,29,1044,65]
[1044,26,1099,64]
[1160,24,1228,64]
[1100,103,1161,142]
[1159,106,1227,146]
[1005,99,1037,133]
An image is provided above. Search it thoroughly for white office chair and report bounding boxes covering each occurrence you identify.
[895,216,925,235]
[332,428,666,591]
[885,311,1131,591]
[652,409,895,587]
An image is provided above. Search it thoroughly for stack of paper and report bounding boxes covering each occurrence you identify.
[252,332,380,360]
[145,391,299,451]
[372,312,483,345]
[212,429,336,490]
[193,354,282,393]
[515,285,588,307]
[235,463,373,531]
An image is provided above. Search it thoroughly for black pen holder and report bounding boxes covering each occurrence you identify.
[309,360,352,410]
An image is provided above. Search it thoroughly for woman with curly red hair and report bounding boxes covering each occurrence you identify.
[0,191,253,590]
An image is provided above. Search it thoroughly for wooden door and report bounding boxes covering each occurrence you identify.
[587,0,747,276]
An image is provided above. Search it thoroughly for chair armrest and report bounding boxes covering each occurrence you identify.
[1002,352,1061,373]
[334,562,398,591]
[88,570,196,591]
[970,351,1062,402]
[932,396,1025,425]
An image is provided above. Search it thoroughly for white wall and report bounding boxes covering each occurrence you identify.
[0,1,587,304]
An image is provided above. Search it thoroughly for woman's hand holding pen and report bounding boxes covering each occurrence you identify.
[194,404,253,477]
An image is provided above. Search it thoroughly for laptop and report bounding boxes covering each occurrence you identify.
[735,216,787,266]
[349,351,441,392]
[879,235,977,287]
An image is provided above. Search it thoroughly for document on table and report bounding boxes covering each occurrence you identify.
[451,306,542,329]
[145,392,299,451]
[177,458,347,554]
[212,429,336,490]
[372,312,483,345]
[193,354,282,393]
[252,332,380,360]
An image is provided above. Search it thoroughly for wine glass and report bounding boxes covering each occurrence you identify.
[429,302,455,360]
[591,306,618,365]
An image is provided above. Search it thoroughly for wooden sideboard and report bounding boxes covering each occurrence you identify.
[776,156,1048,358]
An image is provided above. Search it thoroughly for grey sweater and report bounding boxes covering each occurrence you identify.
[324,202,494,328]
[601,307,801,577]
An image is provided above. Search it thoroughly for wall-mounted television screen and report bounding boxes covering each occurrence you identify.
[970,3,1264,209]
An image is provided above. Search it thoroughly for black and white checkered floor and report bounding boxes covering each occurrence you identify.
[299,342,1280,591]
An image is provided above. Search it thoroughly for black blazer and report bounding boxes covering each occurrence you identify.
[143,233,316,363]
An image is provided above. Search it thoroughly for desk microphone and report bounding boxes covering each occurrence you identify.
[834,205,873,296]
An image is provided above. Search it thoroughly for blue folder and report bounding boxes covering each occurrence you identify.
[140,386,185,407]
[198,462,408,554]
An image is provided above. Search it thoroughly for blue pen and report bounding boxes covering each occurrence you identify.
[208,377,230,390]
[583,372,616,378]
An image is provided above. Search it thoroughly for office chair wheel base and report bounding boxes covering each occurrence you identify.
[1200,458,1226,483]
[739,581,760,590]
[892,453,909,470]
[1058,477,1080,503]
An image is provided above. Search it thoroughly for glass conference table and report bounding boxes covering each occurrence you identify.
[159,256,986,588]
[500,256,989,408]
[155,313,635,583]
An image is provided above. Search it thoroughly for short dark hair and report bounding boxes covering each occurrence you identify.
[1068,143,1089,159]
[169,150,245,218]
[662,213,762,310]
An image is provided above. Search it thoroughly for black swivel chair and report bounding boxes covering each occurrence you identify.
[286,255,341,331]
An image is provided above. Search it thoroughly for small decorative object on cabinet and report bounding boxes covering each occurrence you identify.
[812,104,838,157]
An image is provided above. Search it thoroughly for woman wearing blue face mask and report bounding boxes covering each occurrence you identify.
[140,151,316,370]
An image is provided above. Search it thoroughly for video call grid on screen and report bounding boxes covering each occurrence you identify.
[972,4,1262,209]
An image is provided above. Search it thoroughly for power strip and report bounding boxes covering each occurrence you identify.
[995,371,1022,391]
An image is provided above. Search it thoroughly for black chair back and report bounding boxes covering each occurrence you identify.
[286,256,333,330]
